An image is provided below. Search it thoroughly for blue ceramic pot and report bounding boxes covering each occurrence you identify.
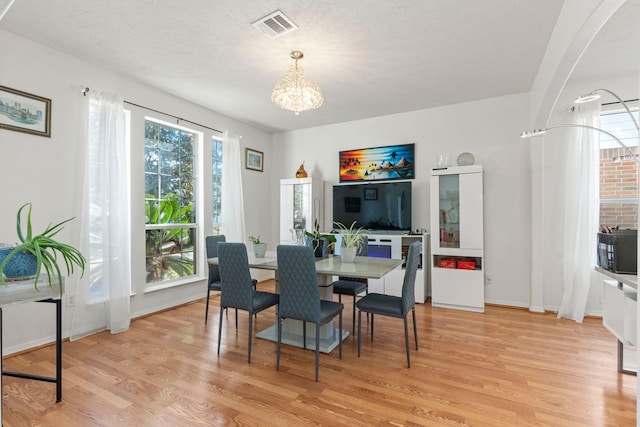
[0,248,38,279]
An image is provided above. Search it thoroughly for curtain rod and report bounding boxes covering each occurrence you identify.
[602,98,639,106]
[567,98,639,112]
[123,100,223,134]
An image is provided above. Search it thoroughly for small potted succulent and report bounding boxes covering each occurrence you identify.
[0,203,86,291]
[333,220,368,262]
[248,235,267,258]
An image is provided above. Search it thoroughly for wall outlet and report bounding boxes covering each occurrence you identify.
[66,294,75,307]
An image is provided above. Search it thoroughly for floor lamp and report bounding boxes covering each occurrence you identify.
[522,89,639,378]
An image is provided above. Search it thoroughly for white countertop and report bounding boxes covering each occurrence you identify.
[595,266,638,289]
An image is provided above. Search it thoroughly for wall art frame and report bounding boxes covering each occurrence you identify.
[245,147,264,172]
[339,143,415,182]
[0,85,51,137]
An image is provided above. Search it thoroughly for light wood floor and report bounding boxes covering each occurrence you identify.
[1,280,636,426]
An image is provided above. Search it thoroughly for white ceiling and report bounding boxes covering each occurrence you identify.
[0,1,637,133]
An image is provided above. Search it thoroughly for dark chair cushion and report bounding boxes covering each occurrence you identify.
[319,300,344,324]
[332,279,367,296]
[356,293,403,317]
[252,291,280,313]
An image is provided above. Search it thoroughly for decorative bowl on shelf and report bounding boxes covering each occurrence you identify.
[456,152,475,166]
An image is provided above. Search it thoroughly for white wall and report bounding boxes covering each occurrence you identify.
[272,93,533,307]
[0,30,273,354]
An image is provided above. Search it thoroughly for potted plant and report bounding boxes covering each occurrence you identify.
[334,220,368,263]
[0,203,86,291]
[305,218,336,258]
[248,235,267,258]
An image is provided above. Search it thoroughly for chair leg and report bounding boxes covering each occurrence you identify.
[276,317,282,371]
[357,309,362,357]
[235,308,238,329]
[303,321,307,349]
[338,311,343,359]
[315,324,320,382]
[352,295,357,334]
[248,312,253,364]
[205,288,211,324]
[217,307,224,355]
[412,307,418,350]
[403,315,410,368]
[370,314,375,342]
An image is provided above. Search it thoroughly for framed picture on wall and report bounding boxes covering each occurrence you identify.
[246,148,264,172]
[339,143,414,182]
[0,85,51,137]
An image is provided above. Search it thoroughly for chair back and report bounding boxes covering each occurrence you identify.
[206,235,226,284]
[401,241,421,314]
[218,242,254,311]
[277,245,321,322]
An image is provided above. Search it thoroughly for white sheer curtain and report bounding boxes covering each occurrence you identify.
[221,131,246,242]
[556,101,601,322]
[70,90,131,340]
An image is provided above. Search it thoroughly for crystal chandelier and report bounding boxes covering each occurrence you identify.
[271,51,323,115]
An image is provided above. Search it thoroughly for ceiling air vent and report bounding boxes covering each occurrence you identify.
[251,10,298,39]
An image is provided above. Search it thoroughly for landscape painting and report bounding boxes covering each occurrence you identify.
[339,143,415,182]
[0,85,51,137]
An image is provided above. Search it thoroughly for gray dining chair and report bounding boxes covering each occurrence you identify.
[205,235,257,325]
[204,235,226,324]
[330,238,369,333]
[356,241,421,368]
[276,245,344,382]
[217,242,279,363]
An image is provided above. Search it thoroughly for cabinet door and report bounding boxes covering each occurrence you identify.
[280,180,316,245]
[280,184,295,244]
[459,172,483,250]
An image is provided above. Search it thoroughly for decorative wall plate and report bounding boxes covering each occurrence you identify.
[457,152,475,166]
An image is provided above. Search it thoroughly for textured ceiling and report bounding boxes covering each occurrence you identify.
[0,1,636,133]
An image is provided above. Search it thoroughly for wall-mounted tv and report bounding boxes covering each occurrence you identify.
[332,181,411,232]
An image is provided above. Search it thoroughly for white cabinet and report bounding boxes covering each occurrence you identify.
[430,165,484,312]
[279,178,323,245]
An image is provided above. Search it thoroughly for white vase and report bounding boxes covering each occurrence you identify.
[341,246,357,263]
[253,243,267,258]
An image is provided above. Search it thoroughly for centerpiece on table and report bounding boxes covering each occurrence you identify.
[333,221,368,263]
[248,235,267,258]
[305,218,336,258]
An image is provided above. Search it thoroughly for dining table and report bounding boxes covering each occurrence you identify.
[208,253,403,353]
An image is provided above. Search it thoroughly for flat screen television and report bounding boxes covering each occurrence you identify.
[332,181,411,232]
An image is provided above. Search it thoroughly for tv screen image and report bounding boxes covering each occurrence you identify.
[333,181,411,232]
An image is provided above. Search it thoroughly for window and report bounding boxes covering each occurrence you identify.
[599,106,639,229]
[212,138,222,234]
[144,118,199,284]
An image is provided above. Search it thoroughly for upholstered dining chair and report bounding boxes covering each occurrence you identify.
[204,235,226,324]
[217,242,279,363]
[205,235,257,325]
[330,238,369,333]
[356,241,421,368]
[276,245,344,382]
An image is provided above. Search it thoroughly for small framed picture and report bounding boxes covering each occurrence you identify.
[364,188,378,200]
[0,85,51,137]
[245,148,264,172]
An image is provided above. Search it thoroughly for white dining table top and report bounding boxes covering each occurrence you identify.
[209,254,403,280]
